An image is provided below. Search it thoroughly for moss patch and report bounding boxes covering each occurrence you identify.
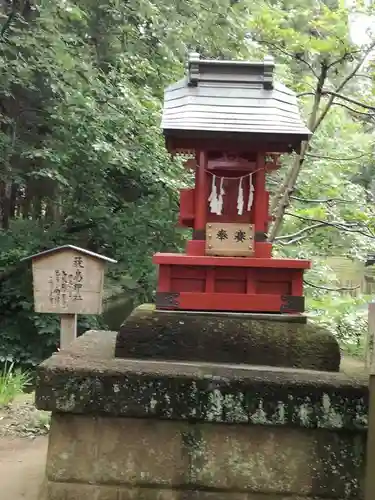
[35,331,367,431]
[115,305,340,372]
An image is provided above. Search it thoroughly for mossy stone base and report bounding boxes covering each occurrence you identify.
[36,330,367,429]
[36,331,367,499]
[115,304,341,372]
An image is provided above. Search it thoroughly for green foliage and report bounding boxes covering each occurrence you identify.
[0,361,31,407]
[308,294,369,358]
[0,0,373,366]
[273,106,375,260]
[0,0,252,367]
[253,0,375,347]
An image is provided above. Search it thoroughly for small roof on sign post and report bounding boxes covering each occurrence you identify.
[21,245,117,263]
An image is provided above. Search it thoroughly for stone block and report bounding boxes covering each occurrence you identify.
[115,305,341,372]
[36,330,368,500]
[47,484,129,500]
[35,331,367,432]
[44,482,323,500]
[182,424,313,494]
[47,415,186,486]
[183,424,364,498]
[44,411,365,499]
[95,417,186,486]
[46,414,97,483]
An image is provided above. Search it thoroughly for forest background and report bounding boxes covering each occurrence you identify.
[0,0,375,368]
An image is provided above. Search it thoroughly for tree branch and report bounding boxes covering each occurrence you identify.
[254,39,319,78]
[353,73,374,80]
[285,211,375,239]
[326,48,364,69]
[298,91,375,121]
[285,211,356,226]
[277,234,312,245]
[313,40,375,132]
[0,11,15,39]
[331,101,375,118]
[334,42,375,92]
[303,279,360,292]
[322,91,375,112]
[275,211,371,244]
[290,195,354,204]
[305,152,371,161]
[275,222,326,240]
[297,92,315,98]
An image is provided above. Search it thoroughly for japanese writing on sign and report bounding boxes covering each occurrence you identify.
[216,228,248,243]
[48,256,85,307]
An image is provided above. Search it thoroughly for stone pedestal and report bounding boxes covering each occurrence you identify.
[115,304,341,371]
[36,330,368,500]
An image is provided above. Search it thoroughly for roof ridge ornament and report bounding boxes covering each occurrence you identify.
[187,52,275,89]
[188,52,201,87]
[263,55,274,90]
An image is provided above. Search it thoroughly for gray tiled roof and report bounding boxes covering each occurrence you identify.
[161,53,311,142]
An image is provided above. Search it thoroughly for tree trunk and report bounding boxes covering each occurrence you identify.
[268,63,328,241]
[0,180,12,229]
[9,182,18,219]
[22,183,32,219]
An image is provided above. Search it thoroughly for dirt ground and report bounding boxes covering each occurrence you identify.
[0,436,47,499]
[0,394,49,500]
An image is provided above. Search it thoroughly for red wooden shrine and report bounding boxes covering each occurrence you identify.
[153,53,312,313]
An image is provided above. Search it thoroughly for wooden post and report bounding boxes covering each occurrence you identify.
[365,302,375,500]
[60,313,77,349]
[366,302,375,368]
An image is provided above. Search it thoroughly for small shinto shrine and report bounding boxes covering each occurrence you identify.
[35,57,356,500]
[153,53,312,313]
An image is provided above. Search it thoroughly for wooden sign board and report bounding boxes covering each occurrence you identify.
[22,245,117,316]
[205,222,254,257]
[33,251,104,315]
[22,245,117,349]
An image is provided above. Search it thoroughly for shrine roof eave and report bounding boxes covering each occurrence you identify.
[163,129,310,154]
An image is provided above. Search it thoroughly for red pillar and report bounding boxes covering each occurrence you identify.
[253,154,267,236]
[194,151,208,240]
[252,154,272,257]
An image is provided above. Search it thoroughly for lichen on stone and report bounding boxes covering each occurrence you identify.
[115,305,341,372]
[35,330,368,434]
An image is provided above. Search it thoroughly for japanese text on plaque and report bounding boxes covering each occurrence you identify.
[48,256,84,307]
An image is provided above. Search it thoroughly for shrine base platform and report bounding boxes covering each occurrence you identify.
[36,330,366,500]
[115,304,340,372]
[153,253,311,313]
